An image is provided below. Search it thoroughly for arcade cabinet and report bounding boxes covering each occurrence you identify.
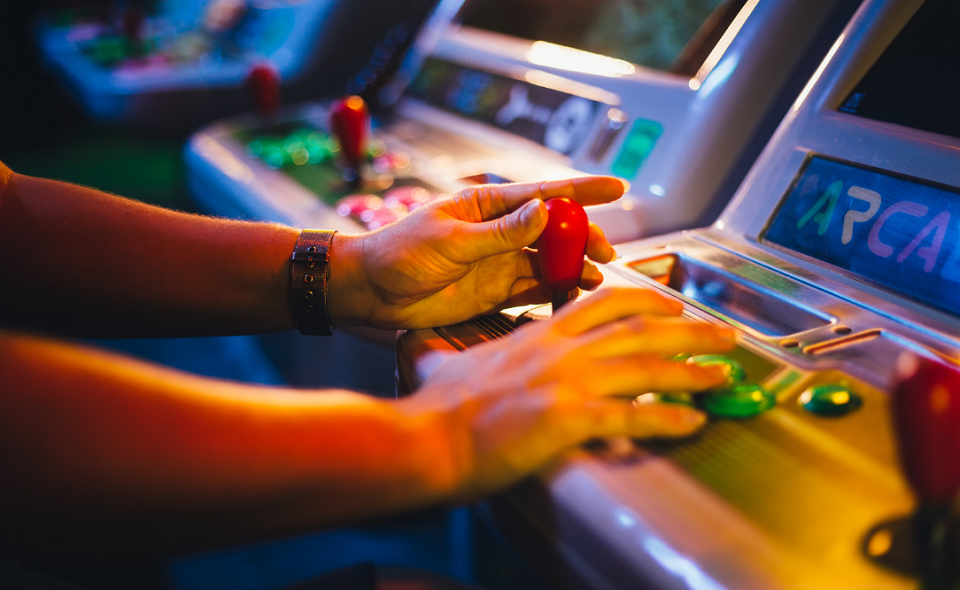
[400,0,960,587]
[36,0,436,132]
[183,0,861,243]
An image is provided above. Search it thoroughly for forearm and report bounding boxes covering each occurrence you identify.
[0,331,457,556]
[0,163,300,336]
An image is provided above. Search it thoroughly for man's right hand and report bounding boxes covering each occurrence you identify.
[399,287,736,502]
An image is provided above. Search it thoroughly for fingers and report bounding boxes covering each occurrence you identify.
[454,176,627,220]
[580,316,736,358]
[443,199,547,262]
[586,222,615,264]
[580,261,604,290]
[510,251,602,291]
[537,177,627,207]
[551,288,684,335]
[561,356,729,396]
[440,178,621,264]
[571,398,706,439]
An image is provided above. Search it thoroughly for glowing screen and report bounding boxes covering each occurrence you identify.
[764,157,960,317]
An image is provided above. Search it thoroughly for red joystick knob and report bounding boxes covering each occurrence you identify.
[537,197,589,293]
[247,64,280,118]
[330,95,369,169]
[892,353,960,504]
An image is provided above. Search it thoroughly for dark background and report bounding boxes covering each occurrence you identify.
[0,3,194,212]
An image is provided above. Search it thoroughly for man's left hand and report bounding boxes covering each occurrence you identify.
[327,176,624,330]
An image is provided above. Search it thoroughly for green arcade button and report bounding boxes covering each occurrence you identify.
[703,384,775,418]
[799,384,863,416]
[688,355,746,386]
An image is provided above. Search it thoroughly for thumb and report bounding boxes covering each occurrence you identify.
[457,199,547,259]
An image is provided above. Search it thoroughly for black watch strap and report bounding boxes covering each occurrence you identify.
[290,230,337,336]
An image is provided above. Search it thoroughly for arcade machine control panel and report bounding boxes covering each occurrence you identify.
[185,0,861,242]
[397,0,960,588]
[36,0,434,131]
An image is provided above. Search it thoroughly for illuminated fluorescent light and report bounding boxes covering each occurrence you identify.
[527,41,636,78]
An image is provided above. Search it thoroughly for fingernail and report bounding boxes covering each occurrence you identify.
[620,179,631,193]
[520,200,543,227]
[709,365,732,383]
[681,408,707,428]
[717,328,736,343]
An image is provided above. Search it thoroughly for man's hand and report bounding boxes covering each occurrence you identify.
[400,288,736,501]
[328,176,624,330]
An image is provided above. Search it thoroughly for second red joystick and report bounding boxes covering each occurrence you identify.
[893,353,960,503]
[891,353,960,585]
[537,197,589,312]
[330,95,369,188]
[247,63,280,120]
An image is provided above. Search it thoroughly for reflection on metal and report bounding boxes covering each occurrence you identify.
[526,41,636,78]
[866,527,894,557]
[692,0,760,87]
[802,329,883,355]
[628,253,832,336]
[522,69,621,105]
[609,504,730,590]
[587,108,629,163]
[195,134,253,183]
[642,537,729,590]
[698,54,740,97]
[792,34,845,112]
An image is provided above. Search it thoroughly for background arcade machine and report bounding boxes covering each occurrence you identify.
[183,0,862,393]
[400,0,960,587]
[185,0,865,243]
[36,0,436,132]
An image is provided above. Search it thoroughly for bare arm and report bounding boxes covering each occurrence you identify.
[0,161,300,336]
[0,160,621,336]
[0,289,733,558]
[0,329,457,556]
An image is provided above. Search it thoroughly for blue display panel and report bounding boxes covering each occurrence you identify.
[405,58,603,155]
[764,157,960,317]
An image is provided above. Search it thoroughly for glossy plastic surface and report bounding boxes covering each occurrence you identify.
[537,198,588,292]
[247,64,280,118]
[330,96,369,167]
